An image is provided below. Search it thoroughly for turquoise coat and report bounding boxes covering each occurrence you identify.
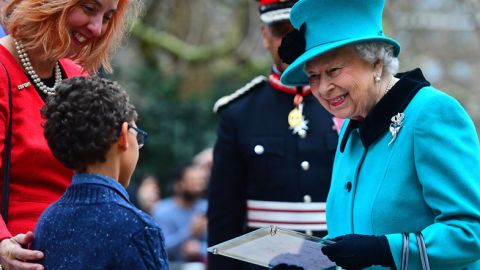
[326,69,480,270]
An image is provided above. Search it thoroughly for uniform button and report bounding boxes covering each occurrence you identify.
[301,161,310,171]
[303,195,312,203]
[254,145,264,155]
[346,181,352,192]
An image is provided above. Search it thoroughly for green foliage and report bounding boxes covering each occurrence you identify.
[112,63,217,194]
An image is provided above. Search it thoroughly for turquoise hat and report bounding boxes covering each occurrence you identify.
[280,0,400,86]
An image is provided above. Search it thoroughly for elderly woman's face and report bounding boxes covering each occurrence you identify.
[305,46,381,120]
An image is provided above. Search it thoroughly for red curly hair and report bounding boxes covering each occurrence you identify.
[3,0,140,73]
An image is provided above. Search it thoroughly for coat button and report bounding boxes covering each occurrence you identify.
[301,161,310,171]
[346,181,352,192]
[254,145,264,155]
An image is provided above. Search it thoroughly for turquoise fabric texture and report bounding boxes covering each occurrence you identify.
[327,75,480,269]
[281,0,400,86]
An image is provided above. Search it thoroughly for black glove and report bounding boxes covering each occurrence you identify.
[271,263,304,270]
[321,234,394,270]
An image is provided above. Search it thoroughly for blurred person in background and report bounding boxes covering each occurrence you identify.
[128,174,162,215]
[207,0,339,269]
[136,174,162,214]
[192,147,213,184]
[153,163,208,265]
[0,0,140,269]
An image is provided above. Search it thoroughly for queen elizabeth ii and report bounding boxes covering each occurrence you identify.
[277,0,480,269]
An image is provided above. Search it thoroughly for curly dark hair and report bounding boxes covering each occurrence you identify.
[42,76,138,172]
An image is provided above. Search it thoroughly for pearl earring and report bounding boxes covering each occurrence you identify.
[374,75,381,82]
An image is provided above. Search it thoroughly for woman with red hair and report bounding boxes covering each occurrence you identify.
[0,0,140,269]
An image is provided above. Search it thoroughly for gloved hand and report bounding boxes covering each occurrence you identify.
[271,263,304,270]
[321,234,394,270]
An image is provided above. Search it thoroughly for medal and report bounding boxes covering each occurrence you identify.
[288,94,309,138]
[288,108,303,127]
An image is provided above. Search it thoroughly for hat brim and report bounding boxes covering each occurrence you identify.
[280,36,400,86]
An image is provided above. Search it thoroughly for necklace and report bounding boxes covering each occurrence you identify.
[384,76,397,95]
[14,39,62,95]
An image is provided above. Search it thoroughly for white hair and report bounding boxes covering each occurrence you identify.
[353,41,400,76]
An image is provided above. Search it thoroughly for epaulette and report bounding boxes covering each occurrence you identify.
[213,75,266,113]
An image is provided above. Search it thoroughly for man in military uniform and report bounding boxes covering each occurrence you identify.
[207,1,340,269]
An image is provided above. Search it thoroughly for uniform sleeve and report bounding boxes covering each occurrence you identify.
[207,111,246,270]
[387,92,480,269]
[0,61,12,240]
[120,227,170,270]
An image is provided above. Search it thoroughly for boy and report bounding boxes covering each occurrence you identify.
[31,76,170,269]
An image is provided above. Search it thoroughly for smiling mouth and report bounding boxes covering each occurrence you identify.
[72,32,87,43]
[329,94,347,106]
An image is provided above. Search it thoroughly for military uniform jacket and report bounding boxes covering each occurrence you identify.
[207,75,338,270]
[327,69,480,270]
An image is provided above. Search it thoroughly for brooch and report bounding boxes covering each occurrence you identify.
[388,112,404,146]
[17,82,31,90]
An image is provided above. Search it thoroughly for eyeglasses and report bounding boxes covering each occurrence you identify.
[128,125,148,148]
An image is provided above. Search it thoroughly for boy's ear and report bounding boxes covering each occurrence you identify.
[117,122,129,150]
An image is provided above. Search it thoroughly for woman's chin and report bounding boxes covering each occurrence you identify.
[329,106,350,119]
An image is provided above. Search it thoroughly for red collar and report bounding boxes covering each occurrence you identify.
[268,72,311,96]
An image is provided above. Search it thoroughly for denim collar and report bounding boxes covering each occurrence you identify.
[71,173,130,202]
[339,69,430,152]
